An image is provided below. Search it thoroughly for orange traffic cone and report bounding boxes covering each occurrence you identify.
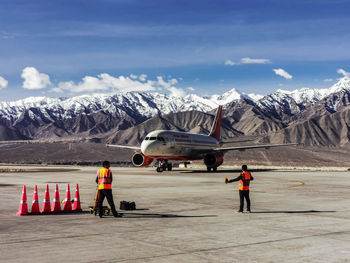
[51,184,61,213]
[41,184,51,214]
[31,185,40,215]
[73,184,82,212]
[16,185,28,216]
[63,184,72,212]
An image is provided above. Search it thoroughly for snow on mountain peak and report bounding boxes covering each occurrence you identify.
[1,77,350,122]
[329,77,350,93]
[208,88,246,105]
[269,78,350,104]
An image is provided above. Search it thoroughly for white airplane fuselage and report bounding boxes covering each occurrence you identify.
[141,130,220,160]
[107,105,295,171]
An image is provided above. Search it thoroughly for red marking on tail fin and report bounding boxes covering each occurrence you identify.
[209,106,222,140]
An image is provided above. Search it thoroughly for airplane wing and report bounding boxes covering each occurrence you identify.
[106,144,141,150]
[220,139,255,144]
[215,143,298,152]
[186,143,297,155]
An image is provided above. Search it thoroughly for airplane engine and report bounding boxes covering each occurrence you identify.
[132,152,154,167]
[204,152,223,168]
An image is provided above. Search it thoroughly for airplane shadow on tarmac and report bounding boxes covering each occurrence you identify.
[251,210,336,214]
[180,168,276,174]
[110,212,217,219]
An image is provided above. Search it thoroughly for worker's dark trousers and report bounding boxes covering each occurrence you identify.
[239,190,251,212]
[98,189,118,216]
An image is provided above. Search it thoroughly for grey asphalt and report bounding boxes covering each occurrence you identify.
[0,166,349,263]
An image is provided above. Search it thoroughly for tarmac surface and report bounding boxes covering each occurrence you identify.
[0,165,350,263]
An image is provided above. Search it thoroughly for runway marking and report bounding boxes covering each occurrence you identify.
[260,176,305,190]
[88,229,350,263]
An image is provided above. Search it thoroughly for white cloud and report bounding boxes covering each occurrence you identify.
[241,57,270,64]
[273,68,293,79]
[188,87,195,91]
[139,74,147,82]
[225,57,270,66]
[167,86,186,97]
[0,76,8,89]
[225,59,237,66]
[156,76,178,89]
[55,73,156,93]
[21,67,52,90]
[130,73,147,81]
[337,68,350,78]
[154,76,185,97]
[52,73,187,96]
[324,78,333,82]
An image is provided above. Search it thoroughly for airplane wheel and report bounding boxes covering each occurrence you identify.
[207,167,212,172]
[167,164,172,171]
[157,167,163,173]
[213,167,217,172]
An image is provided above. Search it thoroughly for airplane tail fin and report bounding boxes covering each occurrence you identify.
[209,106,222,140]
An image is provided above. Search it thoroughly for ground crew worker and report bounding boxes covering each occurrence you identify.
[225,164,254,213]
[96,161,120,218]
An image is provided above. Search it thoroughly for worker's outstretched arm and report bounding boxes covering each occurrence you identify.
[229,175,242,183]
[225,175,242,184]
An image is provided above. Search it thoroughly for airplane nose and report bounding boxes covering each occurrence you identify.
[141,140,157,155]
[141,141,148,154]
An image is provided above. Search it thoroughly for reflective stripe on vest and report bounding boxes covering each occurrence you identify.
[238,171,251,191]
[97,168,112,190]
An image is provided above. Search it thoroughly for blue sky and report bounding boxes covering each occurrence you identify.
[0,0,350,100]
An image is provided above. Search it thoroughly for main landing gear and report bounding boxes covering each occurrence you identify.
[156,159,173,172]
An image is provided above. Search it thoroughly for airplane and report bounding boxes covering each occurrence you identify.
[107,106,296,172]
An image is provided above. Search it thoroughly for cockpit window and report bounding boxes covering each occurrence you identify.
[145,137,149,140]
[149,137,156,140]
[157,136,165,141]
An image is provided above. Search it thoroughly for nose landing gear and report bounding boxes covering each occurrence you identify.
[156,159,172,172]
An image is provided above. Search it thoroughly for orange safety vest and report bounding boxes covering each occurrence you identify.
[97,168,112,190]
[238,171,251,191]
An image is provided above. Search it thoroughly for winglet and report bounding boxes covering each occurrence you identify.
[209,106,222,140]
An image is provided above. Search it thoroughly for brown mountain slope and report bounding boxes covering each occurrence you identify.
[224,99,285,135]
[267,106,350,146]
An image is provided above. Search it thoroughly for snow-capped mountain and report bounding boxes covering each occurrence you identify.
[0,88,261,121]
[260,77,349,105]
[255,77,350,122]
[1,77,350,143]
